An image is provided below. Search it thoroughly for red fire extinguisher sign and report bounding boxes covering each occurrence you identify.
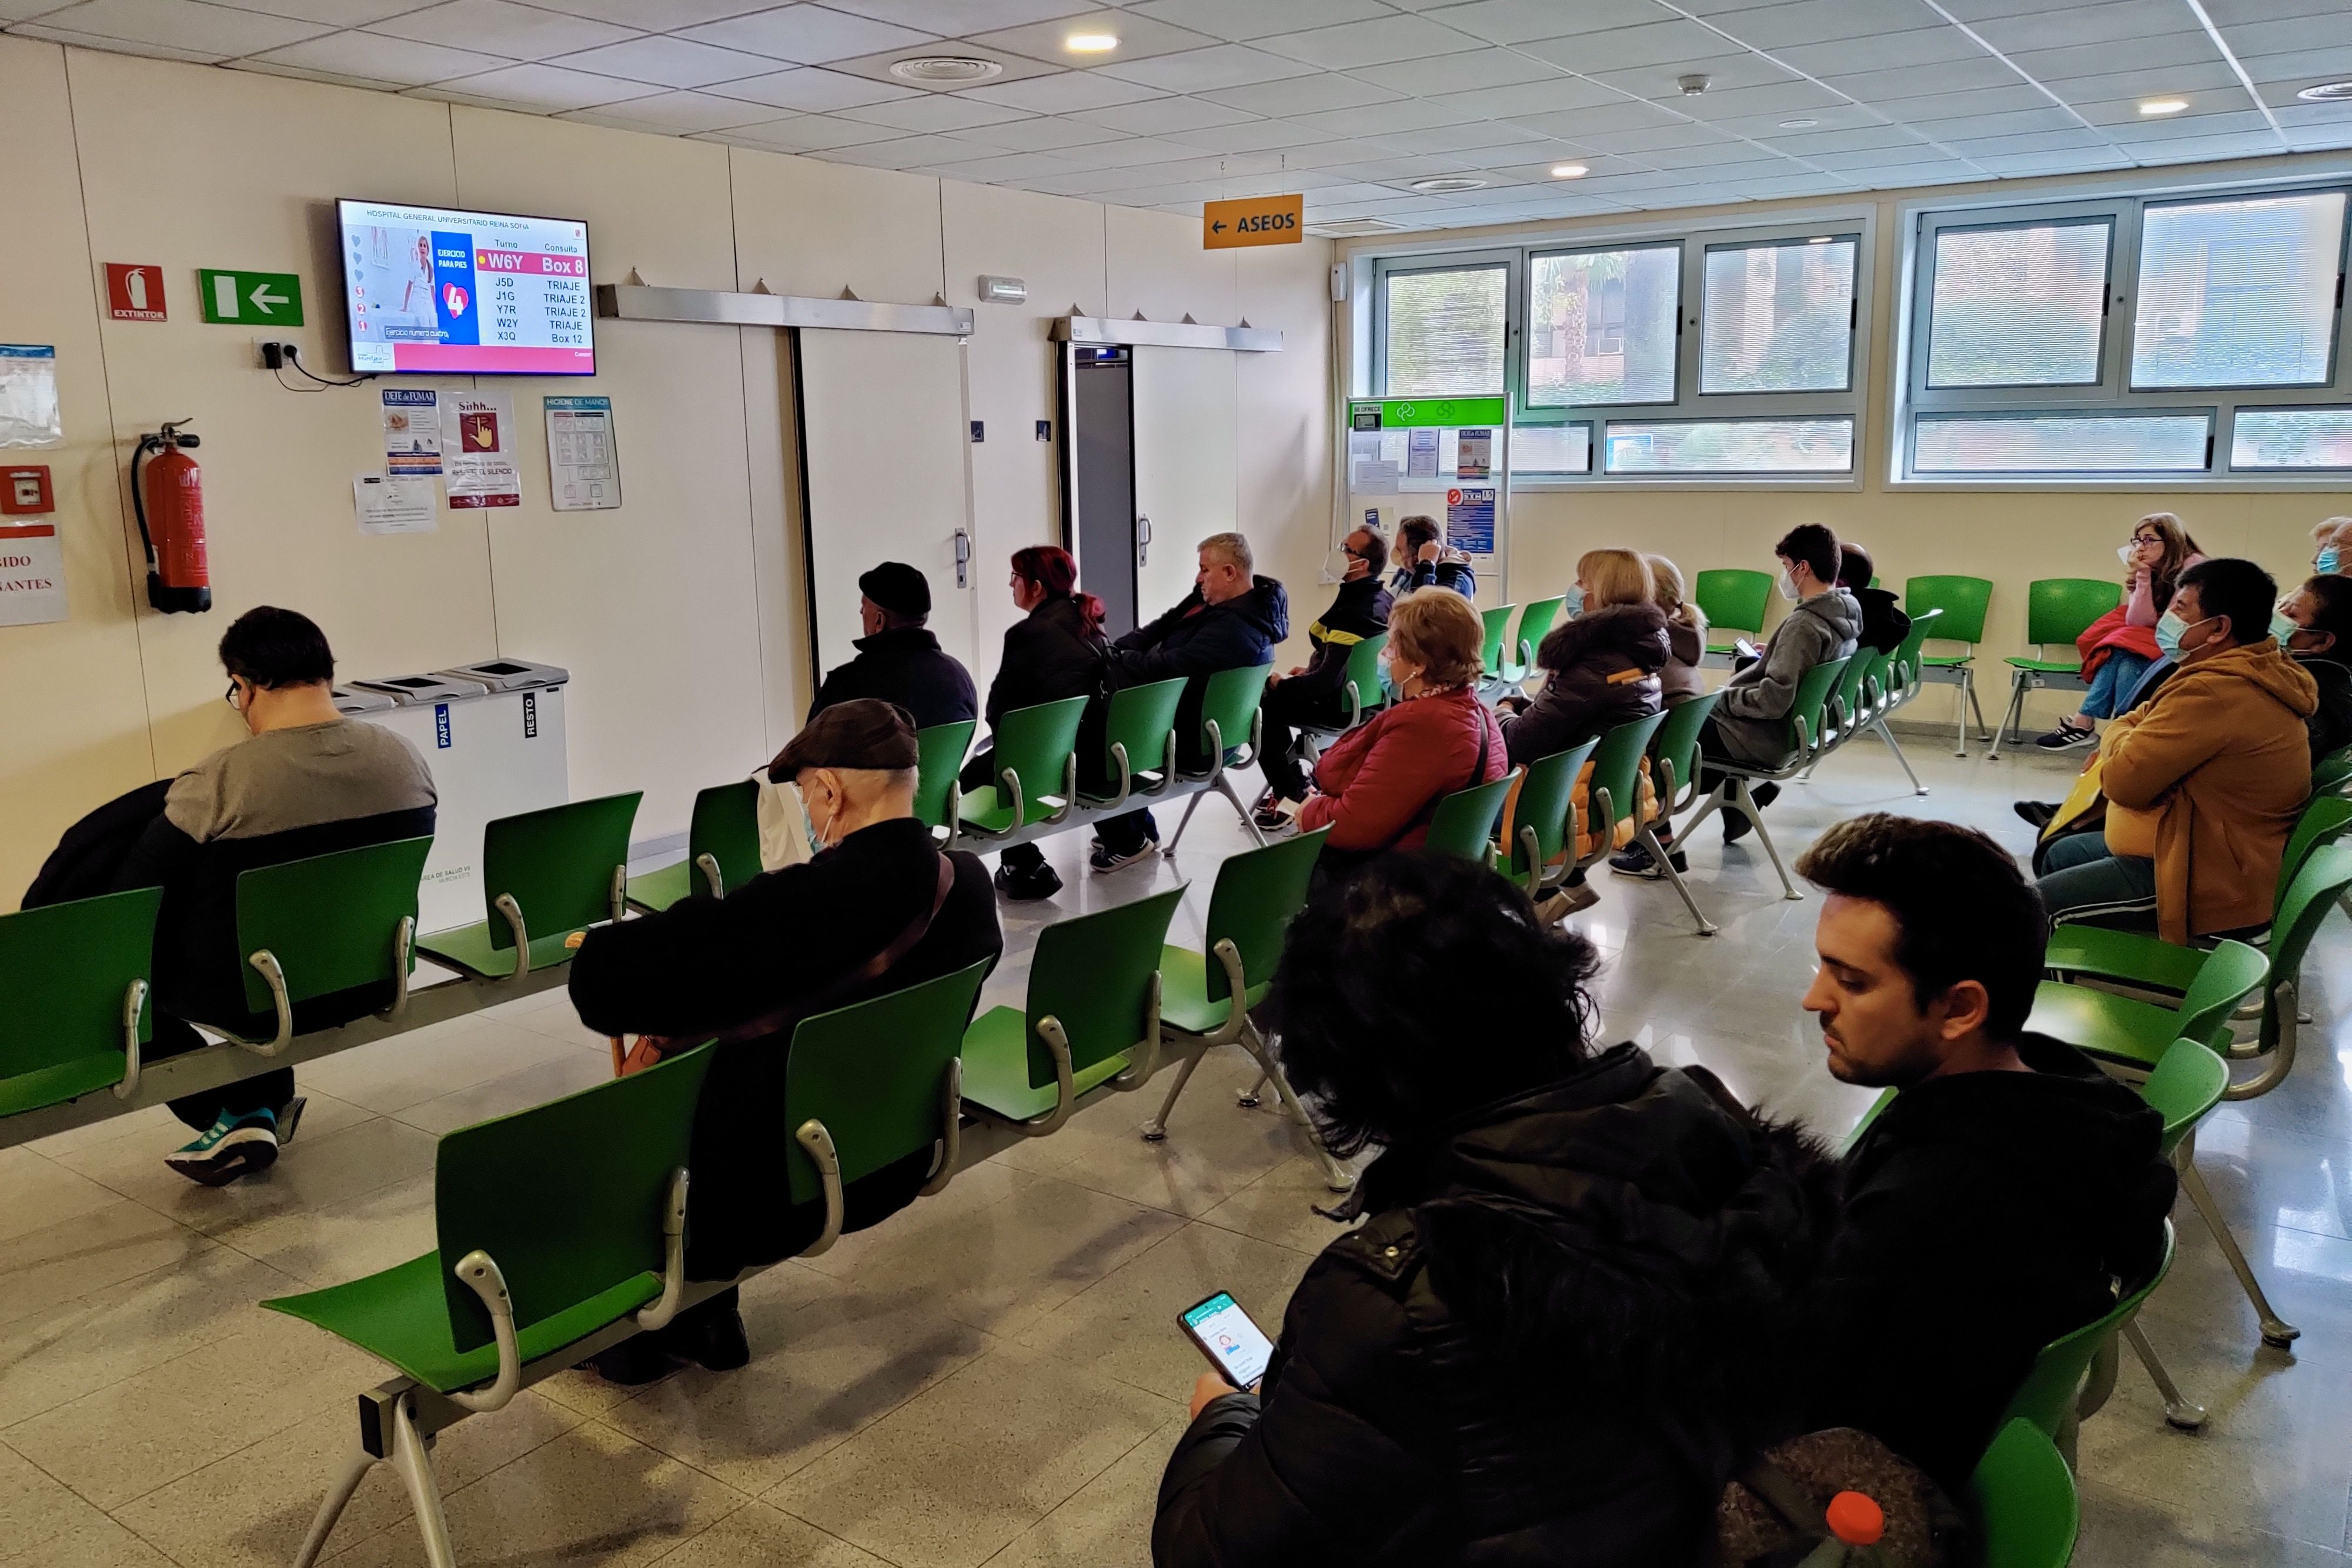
[105,264,168,322]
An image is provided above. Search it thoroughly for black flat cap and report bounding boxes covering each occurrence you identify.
[769,700,920,779]
[859,561,931,620]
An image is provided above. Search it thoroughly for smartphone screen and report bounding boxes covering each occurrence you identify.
[1180,1290,1275,1389]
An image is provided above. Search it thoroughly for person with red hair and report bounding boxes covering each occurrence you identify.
[964,545,1107,900]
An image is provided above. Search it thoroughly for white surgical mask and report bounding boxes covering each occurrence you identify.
[804,786,839,853]
[1777,569,1800,602]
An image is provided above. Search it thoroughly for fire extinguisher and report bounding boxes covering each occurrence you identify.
[132,420,209,614]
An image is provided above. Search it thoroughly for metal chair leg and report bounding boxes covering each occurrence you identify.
[2178,1141,2299,1346]
[1639,824,1716,936]
[1987,673,2029,760]
[1215,774,1269,848]
[1953,669,1971,757]
[1237,1071,1268,1108]
[2124,1318,2207,1430]
[1873,719,1927,795]
[1164,791,1209,855]
[1140,1048,1205,1141]
[1966,671,1993,745]
[292,1443,378,1568]
[1240,1025,1351,1191]
[389,1392,459,1568]
[1735,783,1803,901]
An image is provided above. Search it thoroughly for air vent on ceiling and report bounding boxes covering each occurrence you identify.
[1310,218,1404,236]
[2299,80,2352,101]
[890,56,1003,83]
[1408,177,1486,194]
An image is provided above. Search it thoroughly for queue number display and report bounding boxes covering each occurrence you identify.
[1203,194,1304,250]
[339,199,596,376]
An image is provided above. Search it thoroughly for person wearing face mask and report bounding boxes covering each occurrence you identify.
[1388,514,1476,599]
[569,700,1001,1378]
[2034,513,2201,752]
[73,608,437,1185]
[1253,527,1393,830]
[2307,516,2352,579]
[964,546,1107,901]
[1645,553,1709,707]
[2036,559,2316,942]
[2276,573,2352,763]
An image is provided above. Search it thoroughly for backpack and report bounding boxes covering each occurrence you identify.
[1716,1428,1968,1567]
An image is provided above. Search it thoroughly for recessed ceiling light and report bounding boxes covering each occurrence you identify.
[1779,118,1820,129]
[1550,163,1589,179]
[889,55,1002,82]
[2299,80,2352,101]
[2139,97,2189,116]
[1064,31,1119,52]
[1408,176,1486,193]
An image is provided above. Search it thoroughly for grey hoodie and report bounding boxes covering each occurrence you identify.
[1710,588,1862,768]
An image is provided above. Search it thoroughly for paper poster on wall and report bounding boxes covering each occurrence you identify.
[544,395,620,511]
[1352,459,1400,496]
[1405,428,1438,479]
[381,388,443,476]
[1455,428,1492,481]
[1446,486,1495,557]
[0,520,66,625]
[445,391,520,509]
[0,347,62,448]
[354,473,436,536]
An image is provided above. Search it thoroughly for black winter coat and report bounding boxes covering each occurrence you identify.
[1814,1033,2175,1490]
[1289,575,1393,703]
[1109,576,1289,768]
[1501,601,1668,768]
[810,626,978,731]
[2297,650,2352,764]
[984,595,1106,728]
[1154,1045,1843,1568]
[1852,585,1912,657]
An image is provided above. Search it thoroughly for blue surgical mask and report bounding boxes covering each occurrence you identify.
[2273,612,2301,647]
[2320,547,2342,575]
[2155,609,2214,660]
[1561,585,1586,618]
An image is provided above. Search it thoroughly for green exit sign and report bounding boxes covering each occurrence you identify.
[198,269,304,326]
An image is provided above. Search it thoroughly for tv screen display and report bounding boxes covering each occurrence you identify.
[339,199,594,375]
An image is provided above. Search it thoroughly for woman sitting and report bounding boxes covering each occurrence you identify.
[2036,511,2201,751]
[963,545,1105,900]
[1293,589,1504,877]
[1648,551,1708,706]
[1152,852,1840,1568]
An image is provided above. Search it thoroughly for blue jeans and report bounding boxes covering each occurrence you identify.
[2080,649,2153,720]
[2036,828,2157,932]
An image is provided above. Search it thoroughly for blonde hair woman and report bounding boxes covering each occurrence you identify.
[2039,510,2204,751]
[1645,553,1708,704]
[1295,588,1504,878]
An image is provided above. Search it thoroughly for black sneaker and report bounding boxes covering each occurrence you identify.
[659,1296,750,1373]
[994,860,1062,901]
[1090,840,1158,874]
[2034,723,2095,752]
[165,1107,281,1186]
[1610,842,1688,880]
[587,1333,683,1386]
[2014,800,2059,830]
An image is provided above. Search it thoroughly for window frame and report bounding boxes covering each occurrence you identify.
[1371,250,1518,406]
[1895,178,2352,487]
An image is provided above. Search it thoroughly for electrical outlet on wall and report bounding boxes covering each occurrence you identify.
[254,336,295,369]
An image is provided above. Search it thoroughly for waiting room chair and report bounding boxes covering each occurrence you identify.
[1991,579,2123,758]
[627,780,761,913]
[205,837,435,1055]
[914,719,977,836]
[1866,607,1940,794]
[0,885,162,1116]
[1476,603,1518,691]
[1085,676,1186,810]
[418,795,640,982]
[2002,1220,2180,1460]
[1141,830,1352,1191]
[1969,1420,2078,1568]
[1496,740,1596,899]
[1639,695,1724,935]
[1425,768,1519,865]
[961,884,1184,1136]
[957,696,1087,842]
[269,1042,714,1568]
[1903,575,1994,756]
[2313,743,2352,795]
[1696,569,1772,663]
[1503,594,1565,686]
[1672,658,1850,902]
[1572,711,1669,885]
[1165,663,1276,855]
[1292,633,1388,770]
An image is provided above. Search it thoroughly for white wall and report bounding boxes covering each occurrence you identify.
[0,36,1334,907]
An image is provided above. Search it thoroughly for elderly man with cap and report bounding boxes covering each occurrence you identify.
[568,700,1001,1379]
[809,561,978,730]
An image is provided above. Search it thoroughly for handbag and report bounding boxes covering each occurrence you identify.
[1716,1428,1966,1567]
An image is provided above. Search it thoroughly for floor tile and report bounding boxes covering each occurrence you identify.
[295,1017,577,1116]
[976,1419,1179,1568]
[391,1048,616,1136]
[645,1500,890,1567]
[0,1199,212,1334]
[2076,1477,2351,1566]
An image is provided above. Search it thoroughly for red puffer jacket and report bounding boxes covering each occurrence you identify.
[1300,685,1506,852]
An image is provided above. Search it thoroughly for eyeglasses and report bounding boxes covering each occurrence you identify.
[223,680,241,709]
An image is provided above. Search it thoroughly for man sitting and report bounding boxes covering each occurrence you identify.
[1838,541,1909,656]
[569,700,1001,1378]
[1254,524,1392,827]
[1093,532,1288,872]
[2038,558,2315,942]
[2278,572,2352,764]
[808,561,977,730]
[1388,514,1476,599]
[1797,814,2174,1490]
[118,607,437,1185]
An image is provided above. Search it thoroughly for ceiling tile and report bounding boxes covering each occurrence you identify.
[1044,133,1209,167]
[1254,12,1483,69]
[1973,0,2209,56]
[2090,103,2276,139]
[948,112,1134,148]
[1809,141,1968,170]
[1349,45,1562,95]
[550,34,787,86]
[1899,105,2086,140]
[1655,79,1841,118]
[1421,0,1668,46]
[226,0,437,22]
[1172,117,1354,152]
[1290,95,1478,135]
[1583,51,1803,98]
[921,146,1087,178]
[524,0,773,25]
[1526,16,1735,72]
[1768,28,1990,77]
[560,87,781,132]
[1763,123,1932,155]
[26,0,329,56]
[1824,55,2025,101]
[1971,148,2133,175]
[1198,68,1401,114]
[681,4,938,65]
[1505,99,1699,139]
[2118,129,2297,163]
[253,29,511,85]
[968,9,1220,66]
[410,60,665,108]
[1071,92,1257,133]
[2237,48,2352,88]
[1422,75,1618,118]
[813,131,968,165]
[227,56,402,88]
[1943,126,2119,158]
[1368,118,1554,155]
[2000,29,2221,85]
[823,0,1091,28]
[838,91,1034,129]
[710,110,904,148]
[1562,119,1748,154]
[2039,62,2246,105]
[957,68,1164,111]
[822,36,1065,87]
[1860,83,2058,120]
[1127,0,1395,44]
[1710,0,1944,50]
[369,1,636,61]
[706,65,915,109]
[1095,42,1317,92]
[2217,11,2352,54]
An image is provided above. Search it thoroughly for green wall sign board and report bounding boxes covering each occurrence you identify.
[1350,396,1507,429]
[198,269,303,326]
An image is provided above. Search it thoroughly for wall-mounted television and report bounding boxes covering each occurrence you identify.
[338,199,594,376]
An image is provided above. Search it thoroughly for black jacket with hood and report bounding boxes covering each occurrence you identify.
[1815,1033,2176,1491]
[2296,648,2352,764]
[1501,601,1669,768]
[1852,584,1912,657]
[810,625,978,731]
[1289,574,1394,705]
[1109,576,1289,768]
[1153,1045,1843,1568]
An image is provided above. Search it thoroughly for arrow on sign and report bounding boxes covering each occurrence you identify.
[1211,220,1227,233]
[250,282,288,314]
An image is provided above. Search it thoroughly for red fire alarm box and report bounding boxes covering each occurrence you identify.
[0,465,54,515]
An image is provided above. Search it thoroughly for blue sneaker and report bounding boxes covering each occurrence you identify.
[165,1106,280,1186]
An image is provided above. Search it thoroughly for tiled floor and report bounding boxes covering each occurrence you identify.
[5,731,2348,1566]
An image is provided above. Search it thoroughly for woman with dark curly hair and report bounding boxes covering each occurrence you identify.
[1152,853,1843,1568]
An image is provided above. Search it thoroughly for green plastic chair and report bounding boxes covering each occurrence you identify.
[265,1042,714,1567]
[1338,633,1388,728]
[1088,676,1185,806]
[2314,743,2352,793]
[627,780,762,914]
[782,959,991,1252]
[1168,663,1278,854]
[1904,574,1995,755]
[2027,939,2267,1070]
[418,794,641,982]
[1883,605,1942,710]
[961,884,1183,1135]
[1673,658,1847,903]
[958,695,1087,837]
[1505,594,1564,684]
[1638,693,1725,935]
[1969,1420,2079,1568]
[1498,740,1595,895]
[1696,569,1772,657]
[1823,648,1876,750]
[2002,1222,2178,1451]
[914,720,976,834]
[1992,577,2123,756]
[1574,711,1669,874]
[1425,768,1518,865]
[0,886,162,1117]
[1477,603,1517,682]
[211,837,434,1054]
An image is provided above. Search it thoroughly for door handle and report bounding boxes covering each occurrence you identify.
[954,528,971,589]
[1137,514,1151,568]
